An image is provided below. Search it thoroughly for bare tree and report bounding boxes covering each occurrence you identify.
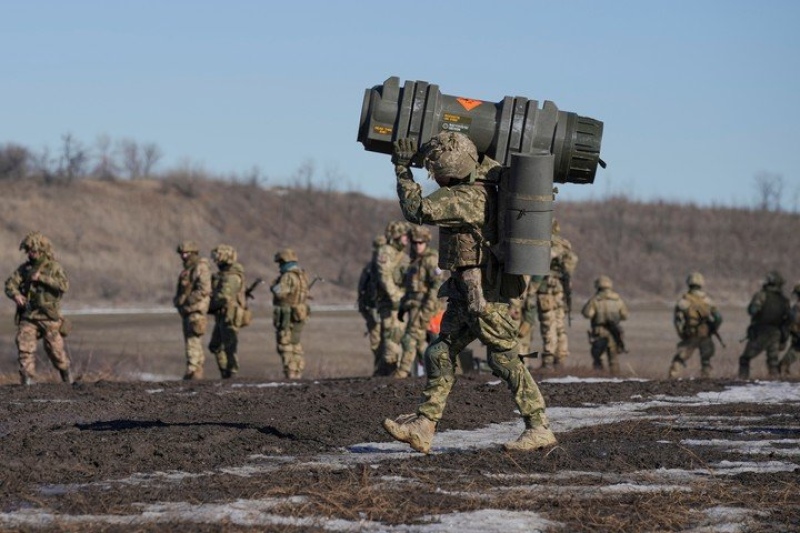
[118,138,142,179]
[141,142,163,177]
[92,134,119,181]
[58,133,89,182]
[754,172,784,212]
[0,143,31,180]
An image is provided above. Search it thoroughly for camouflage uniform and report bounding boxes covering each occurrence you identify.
[173,241,212,380]
[581,275,629,375]
[668,272,723,379]
[208,244,247,379]
[357,235,385,372]
[383,132,555,454]
[778,284,800,376]
[4,232,71,385]
[374,221,410,376]
[510,277,538,356]
[738,271,791,379]
[394,225,443,378]
[536,221,578,368]
[271,248,310,379]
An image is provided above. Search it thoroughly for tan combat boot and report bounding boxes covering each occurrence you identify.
[503,415,557,452]
[382,413,436,453]
[668,357,684,379]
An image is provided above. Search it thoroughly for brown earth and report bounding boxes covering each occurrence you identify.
[1,309,800,532]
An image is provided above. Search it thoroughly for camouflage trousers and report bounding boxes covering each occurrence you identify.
[275,321,306,379]
[360,309,381,372]
[538,305,569,365]
[589,328,623,374]
[375,307,404,376]
[181,312,207,373]
[209,317,239,378]
[739,327,782,378]
[416,298,548,427]
[16,318,70,380]
[779,337,800,375]
[397,307,434,377]
[671,336,715,375]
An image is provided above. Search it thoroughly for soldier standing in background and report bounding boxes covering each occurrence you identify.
[511,277,538,357]
[668,272,723,379]
[738,271,791,379]
[778,283,800,376]
[581,275,629,375]
[394,225,443,379]
[383,132,556,453]
[271,248,310,379]
[208,244,247,379]
[374,220,410,376]
[173,241,212,380]
[357,234,386,373]
[536,219,578,370]
[5,232,72,385]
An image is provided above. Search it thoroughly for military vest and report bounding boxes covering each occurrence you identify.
[438,182,497,270]
[753,289,790,327]
[590,291,625,327]
[281,268,309,307]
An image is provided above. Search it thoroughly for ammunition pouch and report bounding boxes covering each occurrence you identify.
[291,303,309,322]
[233,306,252,328]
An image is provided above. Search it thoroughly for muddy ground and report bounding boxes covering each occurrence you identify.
[1,307,799,532]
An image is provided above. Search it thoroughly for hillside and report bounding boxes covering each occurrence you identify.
[0,177,798,308]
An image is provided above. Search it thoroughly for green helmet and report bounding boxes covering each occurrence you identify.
[176,240,199,254]
[19,231,53,255]
[211,244,237,265]
[595,275,613,290]
[686,272,705,289]
[765,270,784,287]
[422,131,478,184]
[410,225,432,243]
[274,248,298,263]
[372,234,387,249]
[385,220,408,241]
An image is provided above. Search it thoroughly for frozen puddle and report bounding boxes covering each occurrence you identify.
[2,380,799,531]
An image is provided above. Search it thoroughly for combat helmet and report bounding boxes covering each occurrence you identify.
[385,220,408,242]
[686,272,705,289]
[594,275,613,290]
[765,270,784,287]
[422,131,478,185]
[176,240,200,254]
[19,231,53,256]
[372,234,387,250]
[211,244,237,265]
[409,225,432,243]
[274,248,298,263]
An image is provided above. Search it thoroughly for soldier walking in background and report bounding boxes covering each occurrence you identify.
[738,271,791,379]
[5,232,72,385]
[173,241,212,380]
[778,283,800,376]
[271,248,310,379]
[668,272,723,379]
[383,132,556,453]
[208,244,248,379]
[374,220,410,376]
[581,275,629,375]
[536,219,578,370]
[357,234,385,373]
[394,225,443,379]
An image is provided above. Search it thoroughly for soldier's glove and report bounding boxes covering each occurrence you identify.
[391,137,418,168]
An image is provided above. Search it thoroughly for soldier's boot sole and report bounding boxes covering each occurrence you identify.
[382,414,435,454]
[503,427,558,452]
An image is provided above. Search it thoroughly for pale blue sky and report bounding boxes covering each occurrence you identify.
[2,0,799,206]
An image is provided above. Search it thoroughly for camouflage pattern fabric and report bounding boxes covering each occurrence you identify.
[670,287,721,378]
[357,260,381,369]
[779,301,800,375]
[271,263,310,379]
[5,249,70,382]
[174,254,212,374]
[536,234,577,367]
[739,285,790,378]
[396,245,443,377]
[581,286,629,374]
[394,158,549,429]
[209,261,246,378]
[374,239,410,375]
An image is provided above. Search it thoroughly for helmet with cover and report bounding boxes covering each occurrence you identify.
[211,244,237,265]
[410,225,432,243]
[274,248,298,263]
[19,231,53,256]
[384,220,408,242]
[595,275,613,290]
[686,272,705,289]
[765,270,784,287]
[422,131,478,186]
[176,240,200,254]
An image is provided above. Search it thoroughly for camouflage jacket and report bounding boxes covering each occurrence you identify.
[271,263,309,308]
[396,157,500,271]
[173,256,212,316]
[674,288,721,339]
[5,256,69,321]
[210,262,246,322]
[402,247,443,316]
[582,288,628,329]
[538,235,578,295]
[747,286,790,329]
[375,241,410,311]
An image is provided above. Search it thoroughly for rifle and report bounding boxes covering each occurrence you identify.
[562,271,572,327]
[309,275,324,290]
[606,321,628,353]
[706,318,726,348]
[245,277,264,299]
